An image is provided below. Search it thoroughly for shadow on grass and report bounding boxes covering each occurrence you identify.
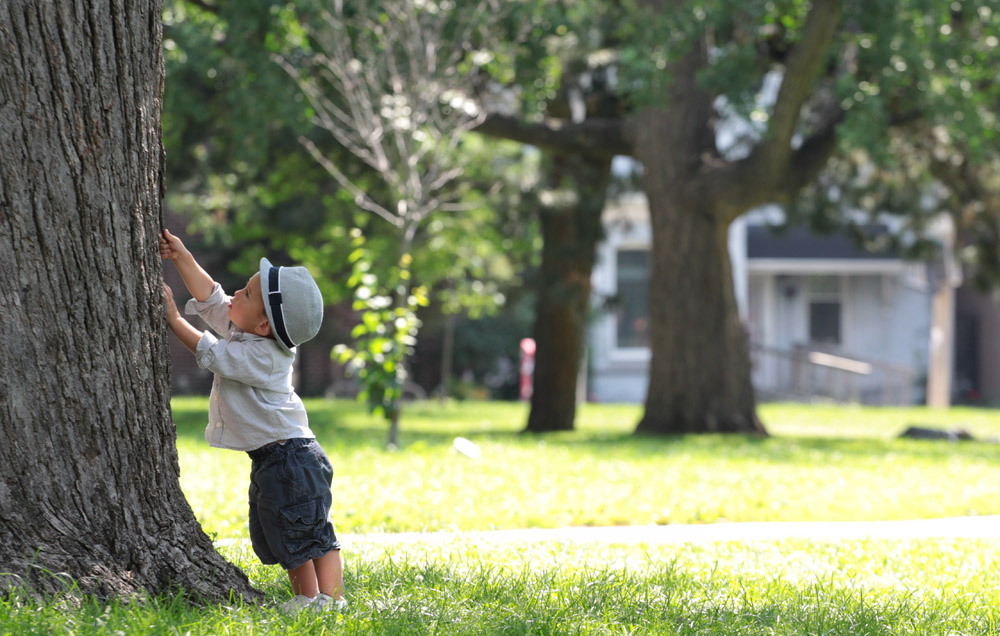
[169,398,1000,467]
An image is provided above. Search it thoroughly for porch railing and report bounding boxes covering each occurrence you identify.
[750,343,917,405]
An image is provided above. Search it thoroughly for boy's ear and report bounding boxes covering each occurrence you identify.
[254,318,272,338]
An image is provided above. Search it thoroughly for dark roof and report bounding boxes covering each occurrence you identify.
[747,225,900,260]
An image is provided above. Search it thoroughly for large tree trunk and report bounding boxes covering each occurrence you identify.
[631,37,765,435]
[0,2,258,601]
[635,165,764,434]
[525,154,610,432]
[630,0,839,435]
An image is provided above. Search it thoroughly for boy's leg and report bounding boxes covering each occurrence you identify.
[287,560,319,597]
[314,550,345,600]
[285,551,342,601]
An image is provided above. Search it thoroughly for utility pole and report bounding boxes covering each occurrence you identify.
[926,215,961,408]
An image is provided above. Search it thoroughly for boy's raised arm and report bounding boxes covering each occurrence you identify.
[159,229,215,302]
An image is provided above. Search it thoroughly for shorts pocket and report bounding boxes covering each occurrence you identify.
[279,498,330,556]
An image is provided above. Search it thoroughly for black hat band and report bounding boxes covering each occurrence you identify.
[268,266,295,350]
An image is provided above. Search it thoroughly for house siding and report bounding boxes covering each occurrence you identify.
[587,203,942,405]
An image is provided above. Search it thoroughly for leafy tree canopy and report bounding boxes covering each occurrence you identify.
[162,0,537,311]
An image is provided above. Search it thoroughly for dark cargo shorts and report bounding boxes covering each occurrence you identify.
[247,437,341,570]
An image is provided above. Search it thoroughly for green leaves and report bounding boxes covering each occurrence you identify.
[334,229,429,421]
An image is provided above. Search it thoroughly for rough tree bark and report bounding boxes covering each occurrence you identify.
[0,2,258,601]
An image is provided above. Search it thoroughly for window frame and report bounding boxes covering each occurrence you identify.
[610,245,653,359]
[806,275,844,346]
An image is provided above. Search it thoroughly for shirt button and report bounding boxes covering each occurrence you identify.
[216,423,222,428]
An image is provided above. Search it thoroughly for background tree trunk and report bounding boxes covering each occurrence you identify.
[525,154,610,432]
[633,94,765,434]
[0,1,258,601]
[629,0,839,435]
[635,169,764,434]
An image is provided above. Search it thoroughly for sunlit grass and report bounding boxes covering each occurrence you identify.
[6,399,1000,635]
[173,398,1000,537]
[5,537,1000,635]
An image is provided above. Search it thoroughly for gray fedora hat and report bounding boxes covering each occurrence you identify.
[259,257,324,353]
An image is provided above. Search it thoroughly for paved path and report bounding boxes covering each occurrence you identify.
[347,516,1000,545]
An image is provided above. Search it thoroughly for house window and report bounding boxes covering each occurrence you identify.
[808,276,841,345]
[616,249,650,348]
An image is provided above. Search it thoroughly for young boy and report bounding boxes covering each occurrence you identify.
[160,229,345,613]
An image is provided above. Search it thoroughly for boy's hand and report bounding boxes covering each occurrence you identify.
[159,229,189,262]
[163,283,181,324]
[162,283,202,353]
[159,227,215,302]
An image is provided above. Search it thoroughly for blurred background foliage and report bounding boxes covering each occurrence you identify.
[161,0,548,401]
[162,0,1000,406]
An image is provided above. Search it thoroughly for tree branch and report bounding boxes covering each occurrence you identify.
[474,113,634,159]
[297,135,401,228]
[744,0,840,176]
[183,0,219,15]
[777,110,844,200]
[282,0,515,236]
[710,105,843,221]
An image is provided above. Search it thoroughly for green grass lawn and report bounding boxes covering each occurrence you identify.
[5,399,1000,635]
[5,537,1000,635]
[174,399,1000,536]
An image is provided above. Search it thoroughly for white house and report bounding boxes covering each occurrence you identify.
[587,193,1000,406]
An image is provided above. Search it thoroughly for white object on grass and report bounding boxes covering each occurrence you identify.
[453,437,482,459]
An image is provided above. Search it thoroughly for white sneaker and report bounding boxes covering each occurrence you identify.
[310,593,348,613]
[277,594,314,613]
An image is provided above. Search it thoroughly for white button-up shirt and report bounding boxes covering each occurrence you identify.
[186,283,314,451]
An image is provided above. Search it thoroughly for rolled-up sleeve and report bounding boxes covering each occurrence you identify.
[195,333,277,389]
[185,283,232,336]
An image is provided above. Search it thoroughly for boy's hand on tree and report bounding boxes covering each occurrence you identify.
[162,283,202,353]
[158,228,214,302]
[159,229,189,262]
[162,283,181,324]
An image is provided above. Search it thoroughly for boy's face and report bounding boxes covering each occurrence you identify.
[228,272,271,337]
